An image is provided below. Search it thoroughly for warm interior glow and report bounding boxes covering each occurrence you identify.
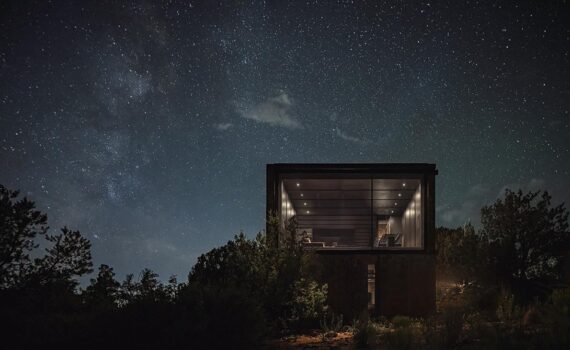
[278,176,423,249]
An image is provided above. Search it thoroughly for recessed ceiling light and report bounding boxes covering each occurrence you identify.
[398,193,402,197]
[391,210,394,214]
[306,210,310,214]
[402,183,406,187]
[395,202,398,206]
[303,202,307,206]
[296,182,300,187]
[300,193,304,197]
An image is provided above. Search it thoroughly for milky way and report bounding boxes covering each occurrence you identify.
[1,0,569,281]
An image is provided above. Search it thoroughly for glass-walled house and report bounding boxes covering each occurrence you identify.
[274,170,427,250]
[267,163,437,318]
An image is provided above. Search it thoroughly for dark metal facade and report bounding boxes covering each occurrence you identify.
[266,163,438,317]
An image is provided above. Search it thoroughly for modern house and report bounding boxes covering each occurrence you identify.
[266,163,437,318]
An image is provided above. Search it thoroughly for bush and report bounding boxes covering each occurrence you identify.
[178,282,267,347]
[464,311,487,340]
[391,315,413,329]
[187,218,328,335]
[288,278,328,329]
[320,312,343,342]
[551,287,570,315]
[533,288,570,348]
[480,190,570,300]
[383,315,418,350]
[442,307,464,348]
[496,288,522,323]
[384,327,414,350]
[320,311,343,333]
[353,320,379,348]
[419,317,444,350]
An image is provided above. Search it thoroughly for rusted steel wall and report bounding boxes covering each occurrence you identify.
[317,255,370,320]
[376,254,436,317]
[317,254,435,319]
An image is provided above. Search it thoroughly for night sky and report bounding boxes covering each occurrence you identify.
[1,1,569,281]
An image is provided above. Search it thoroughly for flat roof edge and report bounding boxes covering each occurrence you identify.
[267,163,438,174]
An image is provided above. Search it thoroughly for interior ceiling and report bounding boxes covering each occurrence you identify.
[283,178,420,217]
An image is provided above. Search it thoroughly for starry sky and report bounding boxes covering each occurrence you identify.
[1,0,569,281]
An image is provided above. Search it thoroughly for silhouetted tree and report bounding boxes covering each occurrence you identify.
[437,223,488,284]
[0,185,329,347]
[480,189,570,297]
[0,185,93,290]
[189,232,270,293]
[164,275,180,301]
[84,264,120,308]
[187,215,326,332]
[31,226,93,289]
[0,185,48,288]
[118,273,137,306]
[0,185,95,349]
[137,268,168,303]
[116,268,173,306]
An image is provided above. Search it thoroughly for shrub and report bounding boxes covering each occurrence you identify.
[442,307,464,348]
[551,287,570,315]
[496,288,522,323]
[419,317,444,350]
[178,282,267,347]
[353,320,379,348]
[383,315,418,350]
[464,311,487,339]
[391,315,413,329]
[187,217,327,335]
[320,313,343,342]
[533,288,570,348]
[320,312,343,333]
[480,190,570,300]
[384,326,414,350]
[288,278,328,329]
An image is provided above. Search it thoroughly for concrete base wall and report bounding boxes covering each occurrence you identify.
[317,254,435,319]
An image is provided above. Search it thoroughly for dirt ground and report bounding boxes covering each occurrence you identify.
[267,330,355,349]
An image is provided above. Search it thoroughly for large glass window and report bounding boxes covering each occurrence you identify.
[372,178,423,249]
[278,173,423,250]
[280,175,372,248]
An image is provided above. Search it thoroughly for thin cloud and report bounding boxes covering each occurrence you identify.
[439,178,547,227]
[468,183,491,196]
[239,92,302,129]
[334,127,368,144]
[497,178,546,197]
[440,183,494,225]
[214,122,233,131]
[439,200,479,225]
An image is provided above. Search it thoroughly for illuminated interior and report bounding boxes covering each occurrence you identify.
[279,174,424,250]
